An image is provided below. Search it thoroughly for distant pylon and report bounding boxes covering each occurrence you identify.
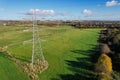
[31,9,45,68]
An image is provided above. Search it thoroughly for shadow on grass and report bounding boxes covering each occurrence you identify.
[51,45,100,80]
[0,51,11,59]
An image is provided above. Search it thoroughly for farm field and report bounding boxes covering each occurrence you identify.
[0,26,100,80]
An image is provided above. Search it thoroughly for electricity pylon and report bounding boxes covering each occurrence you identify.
[31,9,45,68]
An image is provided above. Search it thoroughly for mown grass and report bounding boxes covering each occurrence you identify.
[38,28,100,80]
[0,26,100,80]
[0,52,30,80]
[0,26,31,80]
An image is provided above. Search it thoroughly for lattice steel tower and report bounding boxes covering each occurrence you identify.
[31,9,45,68]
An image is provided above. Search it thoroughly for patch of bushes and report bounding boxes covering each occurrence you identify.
[98,27,120,80]
[96,54,112,73]
[99,28,120,70]
[95,53,112,80]
[23,60,48,80]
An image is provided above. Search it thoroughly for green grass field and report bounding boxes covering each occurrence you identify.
[0,26,100,80]
[0,52,30,80]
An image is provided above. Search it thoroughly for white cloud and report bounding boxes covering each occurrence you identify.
[20,9,67,18]
[106,0,120,7]
[23,9,55,16]
[82,9,94,16]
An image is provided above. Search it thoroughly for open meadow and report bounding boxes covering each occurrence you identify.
[0,25,100,80]
[0,0,120,80]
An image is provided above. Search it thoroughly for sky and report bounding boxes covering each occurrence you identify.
[0,0,120,20]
